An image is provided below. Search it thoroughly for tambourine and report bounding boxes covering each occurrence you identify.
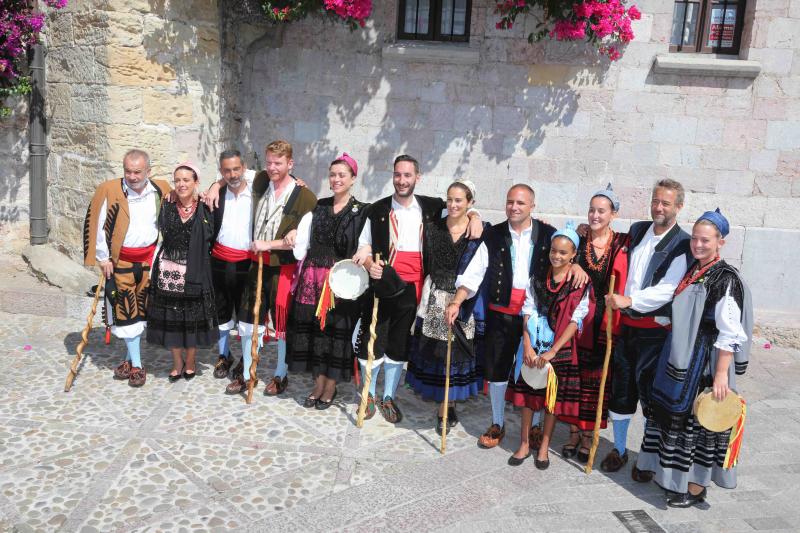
[693,388,743,432]
[520,362,553,390]
[328,259,369,300]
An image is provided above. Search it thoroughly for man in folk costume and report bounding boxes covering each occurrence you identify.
[448,184,588,448]
[208,149,257,379]
[83,149,171,387]
[352,154,483,423]
[602,178,691,474]
[226,140,317,395]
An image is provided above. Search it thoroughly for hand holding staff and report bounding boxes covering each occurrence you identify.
[64,271,106,392]
[357,253,381,428]
[586,274,615,474]
[441,325,453,454]
[246,252,264,404]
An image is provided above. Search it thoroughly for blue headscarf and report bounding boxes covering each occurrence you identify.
[697,208,729,237]
[552,220,580,250]
[591,182,620,212]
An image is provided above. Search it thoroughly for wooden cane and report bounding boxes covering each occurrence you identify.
[64,271,106,392]
[356,253,381,428]
[585,274,616,474]
[441,325,453,454]
[246,252,264,404]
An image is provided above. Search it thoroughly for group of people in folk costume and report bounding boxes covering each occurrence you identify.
[83,141,752,508]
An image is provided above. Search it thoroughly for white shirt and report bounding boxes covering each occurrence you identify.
[95,180,159,262]
[293,211,313,261]
[216,178,253,250]
[625,223,689,314]
[521,283,590,330]
[714,284,749,352]
[358,196,425,252]
[455,220,534,299]
[254,178,296,241]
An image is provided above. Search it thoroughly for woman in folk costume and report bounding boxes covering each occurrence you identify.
[506,223,592,469]
[635,209,752,508]
[405,180,487,434]
[286,154,368,409]
[562,185,629,462]
[146,162,217,381]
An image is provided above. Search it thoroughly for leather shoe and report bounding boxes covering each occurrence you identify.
[315,388,337,410]
[264,376,288,396]
[478,424,505,449]
[600,449,629,472]
[379,397,403,424]
[508,452,531,466]
[213,356,233,379]
[534,456,550,470]
[225,376,246,395]
[632,465,654,483]
[667,487,707,508]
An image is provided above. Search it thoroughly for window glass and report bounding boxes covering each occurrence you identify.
[670,1,700,46]
[440,0,468,36]
[405,0,431,34]
[707,3,737,47]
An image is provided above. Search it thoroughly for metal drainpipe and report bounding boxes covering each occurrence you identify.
[28,42,47,245]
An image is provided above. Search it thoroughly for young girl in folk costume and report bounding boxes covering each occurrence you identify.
[147,162,217,381]
[287,154,367,410]
[566,185,629,462]
[635,209,752,508]
[405,180,486,434]
[506,223,592,469]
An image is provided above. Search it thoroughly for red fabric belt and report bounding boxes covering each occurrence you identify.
[119,244,156,264]
[273,263,295,340]
[489,288,526,315]
[620,314,669,329]
[212,242,252,263]
[393,251,424,303]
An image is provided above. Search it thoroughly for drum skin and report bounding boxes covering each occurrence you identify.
[693,388,742,432]
[329,260,369,300]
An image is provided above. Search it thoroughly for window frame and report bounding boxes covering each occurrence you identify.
[397,0,472,43]
[669,0,746,55]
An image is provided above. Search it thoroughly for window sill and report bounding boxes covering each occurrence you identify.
[382,41,479,65]
[653,54,761,78]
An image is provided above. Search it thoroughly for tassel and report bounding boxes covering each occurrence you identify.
[315,273,336,331]
[723,397,747,469]
[104,326,111,345]
[545,365,558,414]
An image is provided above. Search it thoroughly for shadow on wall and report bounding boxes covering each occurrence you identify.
[0,98,29,227]
[235,3,611,201]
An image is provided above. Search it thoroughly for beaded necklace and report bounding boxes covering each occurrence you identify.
[584,230,614,272]
[178,199,197,222]
[674,256,720,296]
[546,267,569,294]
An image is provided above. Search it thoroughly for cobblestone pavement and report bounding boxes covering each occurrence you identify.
[0,311,798,532]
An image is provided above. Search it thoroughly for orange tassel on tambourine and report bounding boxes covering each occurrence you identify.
[545,366,558,414]
[315,273,336,331]
[723,397,747,469]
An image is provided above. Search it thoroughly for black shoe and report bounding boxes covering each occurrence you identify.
[508,452,531,466]
[447,405,458,427]
[534,456,550,470]
[303,394,319,409]
[562,430,580,459]
[183,370,196,381]
[436,416,451,435]
[667,488,707,508]
[168,371,182,383]
[315,388,337,410]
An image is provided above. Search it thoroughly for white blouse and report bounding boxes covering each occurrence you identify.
[714,283,749,352]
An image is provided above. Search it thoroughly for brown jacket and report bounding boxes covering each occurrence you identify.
[83,178,171,266]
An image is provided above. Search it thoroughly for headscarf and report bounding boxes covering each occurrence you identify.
[552,220,580,250]
[453,178,477,202]
[334,152,358,176]
[697,207,729,237]
[591,182,620,212]
[174,161,201,181]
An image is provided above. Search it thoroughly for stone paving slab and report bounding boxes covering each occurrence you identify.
[0,311,799,532]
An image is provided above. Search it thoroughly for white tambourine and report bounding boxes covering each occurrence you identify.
[693,388,743,432]
[520,362,553,390]
[328,259,369,300]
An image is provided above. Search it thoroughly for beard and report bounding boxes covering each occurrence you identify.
[394,184,416,197]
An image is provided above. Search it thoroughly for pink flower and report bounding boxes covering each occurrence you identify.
[628,5,642,20]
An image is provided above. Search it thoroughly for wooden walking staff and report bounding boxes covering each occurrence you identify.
[586,274,616,474]
[64,271,106,392]
[246,252,264,404]
[356,253,381,428]
[440,325,453,455]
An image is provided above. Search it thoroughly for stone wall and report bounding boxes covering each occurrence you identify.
[0,97,30,240]
[233,0,800,313]
[45,0,223,258]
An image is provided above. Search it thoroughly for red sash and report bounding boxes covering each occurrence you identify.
[273,263,296,340]
[119,243,156,264]
[620,314,669,329]
[489,288,526,315]
[212,242,252,263]
[392,251,424,303]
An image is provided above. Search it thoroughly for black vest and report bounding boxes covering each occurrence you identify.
[484,219,555,307]
[626,221,691,318]
[365,194,445,270]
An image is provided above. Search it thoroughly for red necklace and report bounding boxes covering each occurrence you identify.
[178,200,197,221]
[584,230,614,272]
[675,256,720,295]
[546,268,569,293]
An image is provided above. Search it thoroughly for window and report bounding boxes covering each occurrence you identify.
[397,0,472,42]
[670,0,746,54]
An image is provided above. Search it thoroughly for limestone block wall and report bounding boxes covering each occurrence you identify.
[235,0,800,312]
[0,97,29,239]
[45,0,222,258]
